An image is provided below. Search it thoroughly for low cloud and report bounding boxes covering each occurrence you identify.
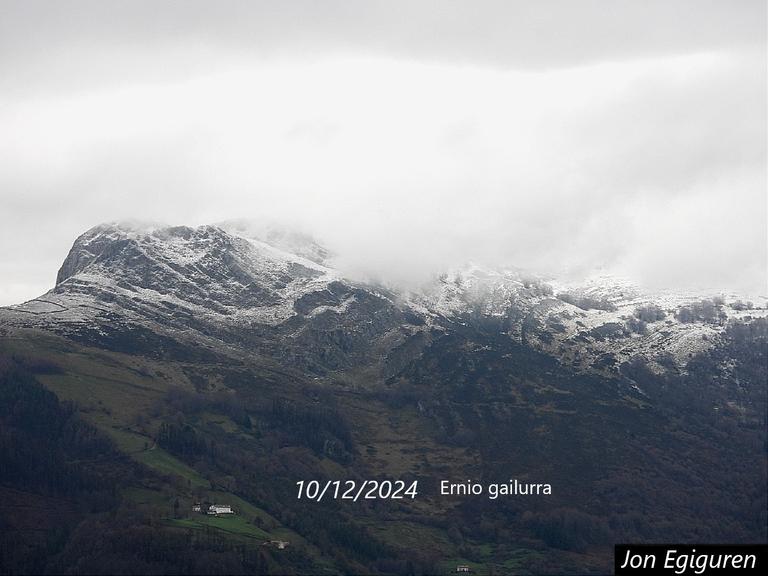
[0,3,765,304]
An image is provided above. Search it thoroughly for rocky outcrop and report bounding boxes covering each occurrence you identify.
[4,220,767,380]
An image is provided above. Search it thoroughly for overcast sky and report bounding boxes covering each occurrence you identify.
[1,0,765,304]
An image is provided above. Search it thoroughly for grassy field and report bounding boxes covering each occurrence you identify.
[168,514,271,540]
[134,447,211,488]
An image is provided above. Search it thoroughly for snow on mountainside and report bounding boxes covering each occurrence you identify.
[0,221,414,374]
[405,264,768,376]
[18,221,339,328]
[1,220,765,378]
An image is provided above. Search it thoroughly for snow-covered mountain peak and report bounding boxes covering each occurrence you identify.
[3,220,766,382]
[35,221,346,332]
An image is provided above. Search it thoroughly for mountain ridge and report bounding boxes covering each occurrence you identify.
[3,220,765,382]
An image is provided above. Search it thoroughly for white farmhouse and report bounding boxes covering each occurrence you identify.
[207,504,234,515]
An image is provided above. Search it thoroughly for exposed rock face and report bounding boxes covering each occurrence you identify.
[54,223,327,312]
[4,221,419,374]
[2,220,766,379]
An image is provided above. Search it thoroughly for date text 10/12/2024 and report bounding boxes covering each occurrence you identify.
[295,479,552,502]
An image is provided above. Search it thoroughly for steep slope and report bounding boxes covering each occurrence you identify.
[40,220,338,325]
[2,222,424,375]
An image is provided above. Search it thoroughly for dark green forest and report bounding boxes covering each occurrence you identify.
[0,318,766,574]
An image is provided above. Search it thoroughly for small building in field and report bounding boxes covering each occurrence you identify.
[456,566,471,573]
[263,540,290,550]
[207,504,234,515]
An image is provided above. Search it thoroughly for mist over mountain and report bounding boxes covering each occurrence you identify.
[1,42,765,304]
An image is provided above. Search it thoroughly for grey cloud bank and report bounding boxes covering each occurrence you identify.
[0,1,765,305]
[2,1,763,84]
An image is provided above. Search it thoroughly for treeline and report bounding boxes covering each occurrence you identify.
[165,386,252,429]
[621,318,768,416]
[626,304,667,334]
[0,355,131,573]
[158,421,212,457]
[0,356,334,575]
[269,398,354,462]
[675,298,727,324]
[0,356,127,501]
[157,387,354,463]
